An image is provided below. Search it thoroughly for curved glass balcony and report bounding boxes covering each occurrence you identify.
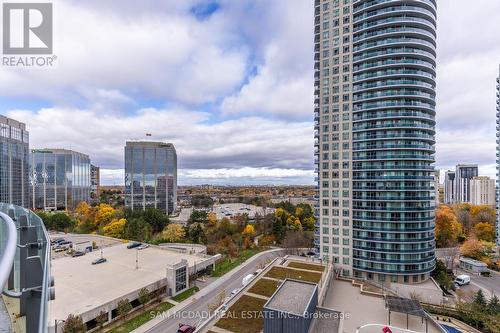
[354,68,435,82]
[353,26,436,43]
[353,47,435,63]
[0,203,51,333]
[352,110,435,121]
[354,37,435,53]
[354,6,436,24]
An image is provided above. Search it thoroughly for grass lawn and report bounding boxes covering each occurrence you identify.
[108,301,174,333]
[215,295,267,333]
[287,261,325,272]
[247,278,280,298]
[265,266,321,283]
[211,249,261,277]
[172,286,199,302]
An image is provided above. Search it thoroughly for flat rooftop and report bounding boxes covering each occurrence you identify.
[49,243,209,322]
[264,279,317,316]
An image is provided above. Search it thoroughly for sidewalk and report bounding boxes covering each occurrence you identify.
[131,248,283,333]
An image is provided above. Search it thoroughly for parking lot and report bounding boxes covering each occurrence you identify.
[49,232,122,259]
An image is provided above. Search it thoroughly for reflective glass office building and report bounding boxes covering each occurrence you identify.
[0,115,29,207]
[314,0,436,283]
[30,149,91,211]
[124,141,177,215]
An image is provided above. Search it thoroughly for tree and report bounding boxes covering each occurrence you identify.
[62,314,86,333]
[138,288,151,308]
[460,238,494,261]
[488,295,500,314]
[95,310,108,331]
[188,210,208,225]
[124,217,151,242]
[474,222,496,243]
[117,298,132,321]
[142,209,169,233]
[94,204,116,227]
[51,212,75,231]
[242,224,255,238]
[102,218,127,238]
[473,290,487,307]
[162,224,186,242]
[435,206,462,247]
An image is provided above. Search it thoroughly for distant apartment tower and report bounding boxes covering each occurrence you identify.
[30,149,91,210]
[124,141,177,215]
[0,115,29,207]
[444,170,455,204]
[90,164,100,201]
[314,0,436,283]
[455,164,478,204]
[470,176,495,206]
[432,170,440,206]
[496,66,500,245]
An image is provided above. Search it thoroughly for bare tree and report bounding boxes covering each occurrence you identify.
[442,247,460,272]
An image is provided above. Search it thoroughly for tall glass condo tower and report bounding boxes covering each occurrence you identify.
[314,0,436,283]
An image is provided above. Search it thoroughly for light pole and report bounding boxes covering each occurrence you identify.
[135,249,139,270]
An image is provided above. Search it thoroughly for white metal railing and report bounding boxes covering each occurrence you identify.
[0,212,17,290]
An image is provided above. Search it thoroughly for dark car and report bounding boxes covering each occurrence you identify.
[92,258,107,265]
[177,324,195,333]
[72,251,85,257]
[127,242,142,249]
[51,238,65,245]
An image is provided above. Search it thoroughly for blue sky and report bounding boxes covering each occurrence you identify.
[2,0,500,185]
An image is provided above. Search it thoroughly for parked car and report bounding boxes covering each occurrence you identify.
[137,244,150,250]
[51,238,65,245]
[242,274,254,286]
[177,324,196,333]
[454,274,471,286]
[92,258,107,265]
[72,251,85,257]
[230,288,240,296]
[127,242,142,249]
[54,248,66,253]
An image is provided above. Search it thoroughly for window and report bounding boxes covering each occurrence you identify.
[175,266,187,293]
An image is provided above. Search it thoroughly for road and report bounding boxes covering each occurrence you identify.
[435,248,500,298]
[143,248,285,333]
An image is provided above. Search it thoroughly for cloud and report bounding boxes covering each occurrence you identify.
[434,0,500,177]
[6,107,314,183]
[0,0,248,106]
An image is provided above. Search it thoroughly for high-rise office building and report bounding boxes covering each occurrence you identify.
[30,149,91,210]
[90,164,100,202]
[124,141,177,215]
[470,176,495,206]
[444,170,455,204]
[314,0,436,283]
[455,164,478,204]
[0,115,29,207]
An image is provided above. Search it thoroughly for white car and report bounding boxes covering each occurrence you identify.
[230,288,240,296]
[137,244,150,250]
[454,274,471,286]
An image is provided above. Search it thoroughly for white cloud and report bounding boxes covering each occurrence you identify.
[0,0,247,106]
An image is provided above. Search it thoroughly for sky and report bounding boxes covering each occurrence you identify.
[2,0,500,185]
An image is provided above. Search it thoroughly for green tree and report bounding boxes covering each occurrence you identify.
[124,217,151,242]
[117,298,132,321]
[487,295,500,314]
[142,209,169,233]
[138,288,151,308]
[62,314,86,333]
[188,210,209,224]
[473,290,487,308]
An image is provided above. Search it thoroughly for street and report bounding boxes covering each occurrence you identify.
[435,248,500,298]
[142,248,285,333]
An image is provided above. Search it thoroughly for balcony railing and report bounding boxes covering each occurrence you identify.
[0,203,52,333]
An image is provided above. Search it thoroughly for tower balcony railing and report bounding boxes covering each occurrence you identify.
[0,203,53,333]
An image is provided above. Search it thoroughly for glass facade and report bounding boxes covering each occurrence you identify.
[124,141,177,215]
[314,0,436,282]
[30,149,91,210]
[0,116,29,207]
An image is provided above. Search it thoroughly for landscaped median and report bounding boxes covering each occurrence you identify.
[211,249,263,277]
[108,301,175,333]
